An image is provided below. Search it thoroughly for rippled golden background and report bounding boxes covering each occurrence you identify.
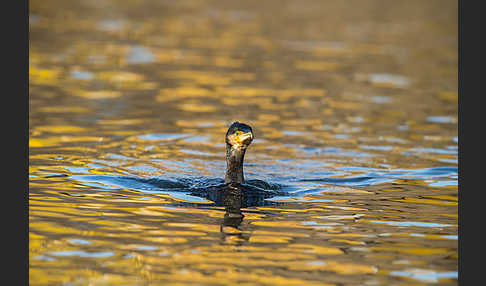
[30,0,457,285]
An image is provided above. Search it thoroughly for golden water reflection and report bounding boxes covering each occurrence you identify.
[30,0,457,285]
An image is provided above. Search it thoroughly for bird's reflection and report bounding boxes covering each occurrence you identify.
[219,185,248,244]
[188,182,283,244]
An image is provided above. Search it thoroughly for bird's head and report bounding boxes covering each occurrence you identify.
[225,122,254,150]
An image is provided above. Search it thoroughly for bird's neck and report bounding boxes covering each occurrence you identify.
[225,145,247,184]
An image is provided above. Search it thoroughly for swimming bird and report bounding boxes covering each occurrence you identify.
[187,121,283,207]
[224,121,254,184]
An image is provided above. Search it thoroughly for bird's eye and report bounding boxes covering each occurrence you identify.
[235,131,241,136]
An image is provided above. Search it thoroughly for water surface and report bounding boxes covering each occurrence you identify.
[30,0,457,285]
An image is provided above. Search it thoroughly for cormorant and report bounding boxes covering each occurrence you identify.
[188,121,283,208]
[224,121,254,184]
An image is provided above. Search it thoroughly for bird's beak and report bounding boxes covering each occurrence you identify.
[237,132,253,145]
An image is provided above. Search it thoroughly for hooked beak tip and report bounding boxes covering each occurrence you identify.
[238,132,253,145]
